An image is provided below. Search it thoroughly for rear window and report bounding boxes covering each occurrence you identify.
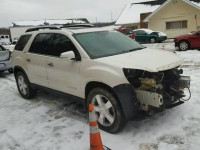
[15,34,32,51]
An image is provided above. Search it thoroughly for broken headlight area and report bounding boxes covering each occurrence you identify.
[123,68,191,111]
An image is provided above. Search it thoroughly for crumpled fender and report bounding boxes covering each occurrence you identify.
[113,84,139,120]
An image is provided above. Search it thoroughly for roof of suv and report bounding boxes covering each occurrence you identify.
[63,27,113,34]
[25,26,114,35]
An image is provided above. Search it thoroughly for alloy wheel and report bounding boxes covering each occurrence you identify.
[91,94,115,127]
[18,75,28,95]
[180,41,188,51]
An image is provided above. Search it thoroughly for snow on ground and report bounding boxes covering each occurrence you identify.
[1,43,200,150]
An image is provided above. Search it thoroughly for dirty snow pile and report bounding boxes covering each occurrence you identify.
[0,43,200,150]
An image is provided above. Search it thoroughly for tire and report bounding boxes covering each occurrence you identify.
[87,88,126,133]
[178,41,189,51]
[16,71,36,99]
[8,68,13,73]
[149,37,156,43]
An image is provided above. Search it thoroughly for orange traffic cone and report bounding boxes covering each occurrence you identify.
[162,44,165,50]
[89,104,104,150]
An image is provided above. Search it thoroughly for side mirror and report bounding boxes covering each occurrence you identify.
[60,51,75,60]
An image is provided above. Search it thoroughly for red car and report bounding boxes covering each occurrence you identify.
[174,30,200,51]
[116,28,136,40]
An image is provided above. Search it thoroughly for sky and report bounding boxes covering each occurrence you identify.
[0,0,147,27]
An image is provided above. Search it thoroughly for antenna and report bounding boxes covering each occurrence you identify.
[111,12,113,22]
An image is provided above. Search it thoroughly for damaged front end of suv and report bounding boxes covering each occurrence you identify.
[123,68,191,112]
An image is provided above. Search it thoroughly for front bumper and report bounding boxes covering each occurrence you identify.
[175,42,179,47]
[135,76,191,111]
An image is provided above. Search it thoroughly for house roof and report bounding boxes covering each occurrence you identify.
[115,0,164,25]
[11,18,89,27]
[116,0,200,25]
[144,0,200,22]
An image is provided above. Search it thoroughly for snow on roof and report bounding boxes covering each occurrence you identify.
[116,2,160,25]
[132,0,158,3]
[133,28,153,33]
[12,19,87,27]
[186,0,200,8]
[116,0,200,25]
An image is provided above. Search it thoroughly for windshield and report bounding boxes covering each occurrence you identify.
[74,31,144,59]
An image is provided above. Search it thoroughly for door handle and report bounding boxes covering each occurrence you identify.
[47,63,54,67]
[26,59,31,62]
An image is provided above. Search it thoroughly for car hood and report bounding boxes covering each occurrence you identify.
[157,31,167,36]
[96,48,183,72]
[175,34,193,39]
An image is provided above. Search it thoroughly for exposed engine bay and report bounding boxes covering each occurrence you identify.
[123,68,191,111]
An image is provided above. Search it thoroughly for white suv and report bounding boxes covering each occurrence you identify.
[12,26,191,133]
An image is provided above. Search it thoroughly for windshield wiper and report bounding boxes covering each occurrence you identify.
[128,47,145,52]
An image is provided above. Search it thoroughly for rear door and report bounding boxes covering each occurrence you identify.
[26,34,49,87]
[45,33,81,96]
[134,30,147,42]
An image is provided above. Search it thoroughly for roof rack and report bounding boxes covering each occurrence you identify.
[61,24,94,28]
[25,26,60,32]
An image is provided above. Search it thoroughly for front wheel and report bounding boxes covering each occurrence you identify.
[179,41,189,51]
[16,72,36,99]
[8,68,13,73]
[149,37,156,43]
[87,88,126,133]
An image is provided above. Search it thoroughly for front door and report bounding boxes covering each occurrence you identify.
[44,33,81,96]
[189,32,200,48]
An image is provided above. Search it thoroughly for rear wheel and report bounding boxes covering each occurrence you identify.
[16,72,36,99]
[179,41,189,51]
[87,88,126,133]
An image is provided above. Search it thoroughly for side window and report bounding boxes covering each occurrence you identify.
[46,33,77,57]
[29,33,51,55]
[134,31,139,35]
[29,33,78,57]
[137,30,146,35]
[15,34,32,51]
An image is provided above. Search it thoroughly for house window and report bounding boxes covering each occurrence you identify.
[166,20,187,29]
[131,26,138,30]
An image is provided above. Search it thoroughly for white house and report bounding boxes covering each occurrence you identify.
[116,0,200,38]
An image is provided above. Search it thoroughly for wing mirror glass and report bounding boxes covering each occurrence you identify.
[60,51,75,60]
